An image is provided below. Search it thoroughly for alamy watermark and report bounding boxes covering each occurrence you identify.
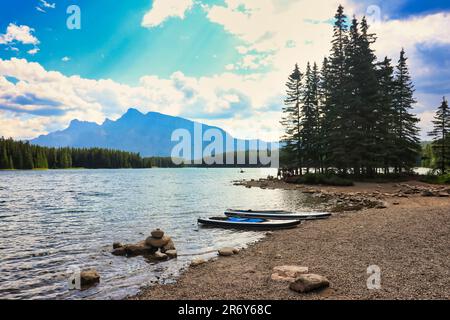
[366,5,382,25]
[67,265,81,290]
[67,5,81,30]
[170,123,279,167]
[367,265,381,289]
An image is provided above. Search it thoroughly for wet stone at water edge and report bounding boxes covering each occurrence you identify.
[112,229,177,262]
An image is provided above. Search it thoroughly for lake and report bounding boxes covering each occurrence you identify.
[0,168,315,300]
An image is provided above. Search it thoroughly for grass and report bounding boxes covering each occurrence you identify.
[420,173,450,185]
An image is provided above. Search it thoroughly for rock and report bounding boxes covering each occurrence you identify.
[165,250,177,258]
[375,202,388,209]
[80,269,100,288]
[289,274,330,293]
[232,248,240,254]
[113,242,123,249]
[153,251,168,261]
[146,235,171,248]
[111,247,127,256]
[124,243,156,257]
[151,229,164,239]
[421,190,435,197]
[265,231,274,236]
[275,254,282,259]
[273,265,309,278]
[191,258,206,267]
[161,239,176,252]
[271,273,296,282]
[393,202,400,205]
[438,192,449,198]
[218,247,235,256]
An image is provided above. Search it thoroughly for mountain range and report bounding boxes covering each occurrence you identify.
[31,108,271,157]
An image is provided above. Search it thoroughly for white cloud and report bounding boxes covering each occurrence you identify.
[61,56,70,62]
[36,6,46,13]
[27,48,39,55]
[40,0,56,9]
[141,0,194,28]
[0,58,281,141]
[0,23,39,46]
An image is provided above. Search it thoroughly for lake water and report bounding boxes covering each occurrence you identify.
[0,168,316,300]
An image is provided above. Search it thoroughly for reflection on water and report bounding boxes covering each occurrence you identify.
[0,168,313,300]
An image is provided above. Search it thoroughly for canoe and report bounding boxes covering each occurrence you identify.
[197,217,301,230]
[224,209,331,220]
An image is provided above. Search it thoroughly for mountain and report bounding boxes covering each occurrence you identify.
[30,108,272,157]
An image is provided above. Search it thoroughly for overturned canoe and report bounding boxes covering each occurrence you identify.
[197,217,301,230]
[224,209,331,220]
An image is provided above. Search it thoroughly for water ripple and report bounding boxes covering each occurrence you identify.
[0,168,311,299]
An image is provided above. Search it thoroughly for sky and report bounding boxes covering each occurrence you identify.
[0,0,449,141]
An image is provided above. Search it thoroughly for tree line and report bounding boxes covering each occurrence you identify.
[0,137,180,170]
[281,5,422,177]
[427,97,450,174]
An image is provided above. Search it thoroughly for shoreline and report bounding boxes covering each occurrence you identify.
[131,180,450,300]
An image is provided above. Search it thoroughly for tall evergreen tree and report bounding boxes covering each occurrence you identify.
[377,57,396,172]
[281,64,303,173]
[301,62,321,172]
[0,145,10,169]
[428,97,450,173]
[327,4,349,172]
[392,49,421,172]
[319,57,332,171]
[23,148,34,170]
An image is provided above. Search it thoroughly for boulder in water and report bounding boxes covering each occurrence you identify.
[112,247,127,256]
[124,242,156,257]
[151,229,164,239]
[161,239,176,252]
[113,242,123,249]
[153,251,168,261]
[112,228,176,262]
[146,235,171,248]
[165,250,177,258]
[80,269,100,288]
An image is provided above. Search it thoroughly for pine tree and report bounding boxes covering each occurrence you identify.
[281,64,303,173]
[23,149,34,169]
[377,57,396,173]
[392,49,421,172]
[428,97,450,174]
[301,62,321,172]
[319,57,332,171]
[421,143,434,168]
[327,4,349,172]
[357,17,382,175]
[0,145,10,169]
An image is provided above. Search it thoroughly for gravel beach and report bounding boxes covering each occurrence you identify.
[133,181,450,300]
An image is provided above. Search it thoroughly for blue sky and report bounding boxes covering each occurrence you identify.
[0,0,244,83]
[0,0,449,140]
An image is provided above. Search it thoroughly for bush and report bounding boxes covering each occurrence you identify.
[420,173,450,185]
[287,173,354,186]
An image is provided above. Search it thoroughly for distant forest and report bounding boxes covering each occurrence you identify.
[0,137,178,170]
[281,5,423,176]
